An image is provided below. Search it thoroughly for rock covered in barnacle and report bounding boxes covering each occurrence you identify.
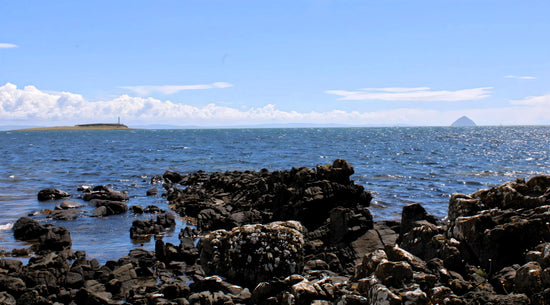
[199,221,305,286]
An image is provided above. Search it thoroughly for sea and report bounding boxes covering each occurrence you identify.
[0,126,549,262]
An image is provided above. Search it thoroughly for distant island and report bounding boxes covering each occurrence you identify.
[12,123,130,131]
[451,116,476,127]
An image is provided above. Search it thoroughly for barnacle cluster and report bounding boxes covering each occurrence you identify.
[199,221,305,286]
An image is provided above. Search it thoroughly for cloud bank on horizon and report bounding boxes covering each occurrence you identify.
[1,83,549,127]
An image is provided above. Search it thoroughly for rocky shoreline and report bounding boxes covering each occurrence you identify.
[2,159,550,304]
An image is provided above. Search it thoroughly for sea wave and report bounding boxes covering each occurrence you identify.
[0,223,13,231]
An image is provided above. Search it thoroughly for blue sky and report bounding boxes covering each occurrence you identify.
[1,0,549,127]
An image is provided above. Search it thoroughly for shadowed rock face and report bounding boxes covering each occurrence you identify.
[167,159,372,232]
[448,175,550,271]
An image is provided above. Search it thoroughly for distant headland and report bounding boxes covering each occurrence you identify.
[12,123,130,131]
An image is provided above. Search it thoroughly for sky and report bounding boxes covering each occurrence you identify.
[1,0,549,128]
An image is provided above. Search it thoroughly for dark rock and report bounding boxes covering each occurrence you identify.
[399,223,445,261]
[374,260,413,287]
[400,203,438,236]
[48,209,79,220]
[37,188,70,201]
[0,275,26,297]
[164,170,184,184]
[448,176,550,271]
[13,217,45,240]
[90,200,128,216]
[92,206,108,217]
[144,205,164,214]
[130,213,175,240]
[316,159,355,184]
[0,292,16,305]
[16,290,52,305]
[129,205,144,214]
[146,187,158,196]
[83,186,129,202]
[0,259,23,273]
[37,225,72,252]
[515,261,543,295]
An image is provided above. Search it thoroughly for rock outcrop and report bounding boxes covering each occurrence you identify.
[7,164,550,304]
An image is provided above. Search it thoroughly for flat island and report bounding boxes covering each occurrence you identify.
[13,123,130,131]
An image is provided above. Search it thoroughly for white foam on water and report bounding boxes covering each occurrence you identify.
[0,223,14,231]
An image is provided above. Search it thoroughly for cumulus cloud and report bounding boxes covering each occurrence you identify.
[120,82,233,95]
[325,87,492,101]
[505,75,536,80]
[1,83,549,127]
[0,43,18,48]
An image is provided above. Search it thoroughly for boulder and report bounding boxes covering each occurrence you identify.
[146,187,158,196]
[37,188,70,201]
[83,186,129,202]
[163,170,184,184]
[48,209,79,220]
[199,221,305,286]
[400,203,439,236]
[90,200,128,216]
[38,224,72,251]
[59,200,83,209]
[12,217,45,240]
[448,176,550,271]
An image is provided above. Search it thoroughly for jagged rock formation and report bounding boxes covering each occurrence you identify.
[5,162,550,304]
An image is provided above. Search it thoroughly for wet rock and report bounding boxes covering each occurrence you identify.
[48,209,79,220]
[146,187,158,196]
[164,170,184,184]
[129,205,144,214]
[130,213,175,240]
[144,205,165,213]
[90,199,128,216]
[83,185,129,202]
[59,200,83,209]
[13,217,45,240]
[199,221,305,286]
[37,188,70,201]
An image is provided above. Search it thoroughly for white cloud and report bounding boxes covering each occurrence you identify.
[505,75,536,80]
[0,43,18,48]
[0,83,549,127]
[511,94,550,107]
[120,82,233,95]
[325,87,492,101]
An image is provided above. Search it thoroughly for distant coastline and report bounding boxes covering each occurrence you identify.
[12,123,131,131]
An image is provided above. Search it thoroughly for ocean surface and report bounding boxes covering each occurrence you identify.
[0,127,549,262]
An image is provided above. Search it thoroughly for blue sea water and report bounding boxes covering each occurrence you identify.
[0,127,549,262]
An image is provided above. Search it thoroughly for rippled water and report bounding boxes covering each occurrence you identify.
[0,127,549,262]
